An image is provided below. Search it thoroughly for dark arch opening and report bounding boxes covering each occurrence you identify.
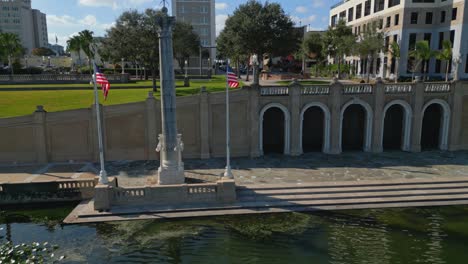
[263,107,285,154]
[421,104,442,150]
[383,104,404,150]
[342,104,366,151]
[302,106,324,152]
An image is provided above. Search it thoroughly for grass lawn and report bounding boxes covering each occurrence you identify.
[0,76,239,118]
[276,80,329,86]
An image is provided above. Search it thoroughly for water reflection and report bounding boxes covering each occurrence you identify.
[1,207,468,263]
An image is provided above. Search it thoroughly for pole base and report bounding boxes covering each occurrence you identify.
[222,166,234,180]
[99,170,109,185]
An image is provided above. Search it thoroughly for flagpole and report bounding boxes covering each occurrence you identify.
[92,60,109,184]
[223,59,233,179]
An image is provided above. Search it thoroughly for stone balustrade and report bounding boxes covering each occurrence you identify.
[385,84,413,94]
[342,84,373,94]
[95,180,236,210]
[0,74,130,84]
[260,86,289,96]
[302,85,330,95]
[425,83,451,93]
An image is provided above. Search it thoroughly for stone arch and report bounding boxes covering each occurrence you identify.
[299,102,331,153]
[339,98,373,152]
[421,99,451,150]
[259,103,291,155]
[381,100,413,151]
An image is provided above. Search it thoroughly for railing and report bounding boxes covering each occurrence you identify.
[0,74,129,83]
[385,84,413,94]
[425,83,451,93]
[113,187,146,202]
[188,185,217,194]
[342,84,373,95]
[302,85,330,95]
[58,180,95,189]
[260,86,289,96]
[331,0,346,9]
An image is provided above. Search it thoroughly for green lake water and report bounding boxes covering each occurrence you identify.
[2,205,468,263]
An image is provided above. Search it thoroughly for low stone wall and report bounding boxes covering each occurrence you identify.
[94,180,236,211]
[0,178,98,205]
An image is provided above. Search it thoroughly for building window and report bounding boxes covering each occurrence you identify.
[450,30,455,47]
[339,11,346,21]
[439,32,444,49]
[425,12,433,24]
[386,16,391,27]
[364,1,371,16]
[385,36,390,50]
[411,12,418,24]
[440,11,446,23]
[348,7,354,22]
[356,4,362,19]
[436,60,441,73]
[395,14,400,26]
[452,8,457,20]
[374,0,385,13]
[409,33,417,50]
[424,33,432,46]
[331,15,337,27]
[388,0,400,8]
[465,55,468,74]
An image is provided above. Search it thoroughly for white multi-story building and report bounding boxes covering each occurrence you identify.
[0,0,48,54]
[330,0,467,80]
[172,0,216,74]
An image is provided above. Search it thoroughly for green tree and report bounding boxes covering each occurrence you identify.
[323,20,355,79]
[0,32,24,75]
[435,40,452,82]
[173,22,200,73]
[302,32,324,77]
[389,40,401,83]
[78,30,95,69]
[354,21,384,83]
[410,40,436,81]
[66,35,82,68]
[31,47,55,57]
[217,0,300,64]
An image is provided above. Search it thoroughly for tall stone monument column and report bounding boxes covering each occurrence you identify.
[155,7,185,185]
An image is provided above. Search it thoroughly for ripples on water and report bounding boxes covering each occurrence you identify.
[1,206,468,263]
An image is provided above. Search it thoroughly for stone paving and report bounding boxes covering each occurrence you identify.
[103,151,468,187]
[2,151,468,186]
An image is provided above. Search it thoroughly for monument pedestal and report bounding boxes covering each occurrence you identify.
[156,134,185,185]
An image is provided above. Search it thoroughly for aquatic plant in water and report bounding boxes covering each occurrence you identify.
[0,241,64,264]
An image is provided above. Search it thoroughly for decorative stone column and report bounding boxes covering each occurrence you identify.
[249,84,261,158]
[372,78,385,153]
[449,81,463,150]
[155,7,185,185]
[289,80,302,156]
[328,78,342,154]
[410,78,425,152]
[33,105,48,163]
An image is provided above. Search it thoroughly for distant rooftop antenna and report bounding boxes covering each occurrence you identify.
[160,0,169,8]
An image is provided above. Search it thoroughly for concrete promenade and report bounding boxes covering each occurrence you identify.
[2,151,468,186]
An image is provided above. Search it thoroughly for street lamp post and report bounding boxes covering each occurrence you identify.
[184,59,189,87]
[207,58,212,78]
[252,54,259,85]
[121,58,125,74]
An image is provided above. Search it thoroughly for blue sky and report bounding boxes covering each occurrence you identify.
[32,0,339,47]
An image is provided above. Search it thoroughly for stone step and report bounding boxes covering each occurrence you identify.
[236,182,468,197]
[237,188,468,202]
[237,178,468,191]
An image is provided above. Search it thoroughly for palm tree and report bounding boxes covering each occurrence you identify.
[78,30,95,69]
[0,32,24,75]
[410,40,436,81]
[67,36,82,69]
[435,40,452,82]
[389,41,401,83]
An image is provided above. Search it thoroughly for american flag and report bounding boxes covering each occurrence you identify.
[227,65,239,88]
[93,63,110,100]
